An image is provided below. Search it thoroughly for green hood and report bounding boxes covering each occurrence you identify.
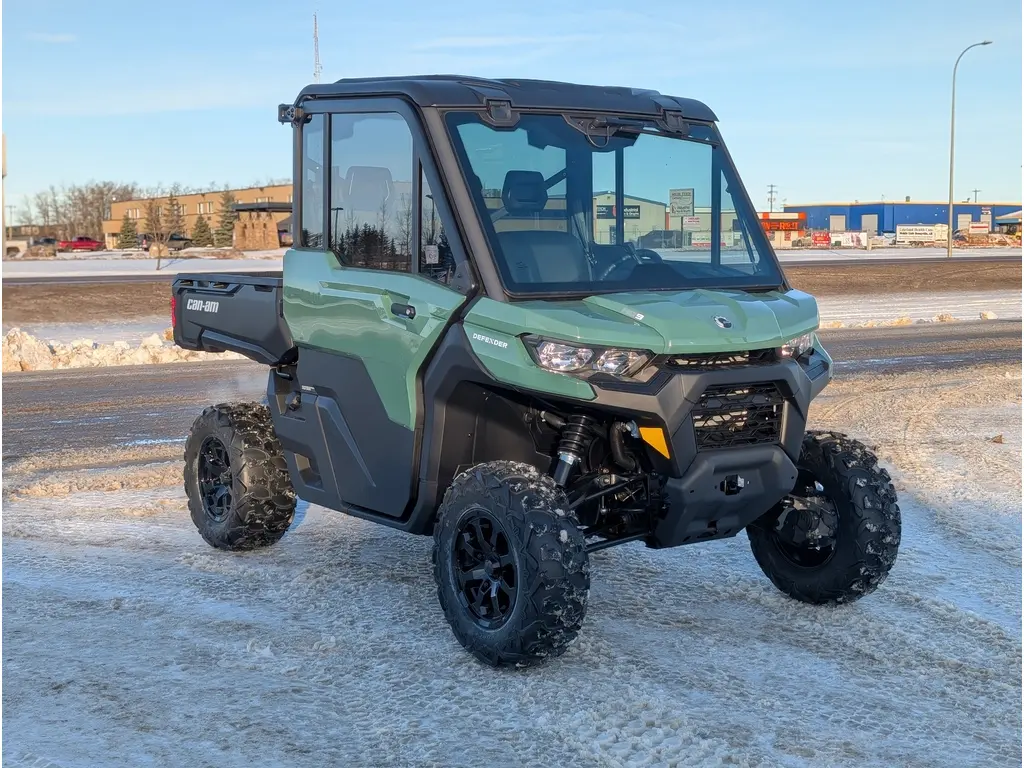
[466,288,819,355]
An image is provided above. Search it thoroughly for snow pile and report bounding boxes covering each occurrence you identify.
[2,328,243,372]
[819,311,1000,329]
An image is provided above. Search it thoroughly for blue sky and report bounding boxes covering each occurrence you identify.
[2,0,1021,218]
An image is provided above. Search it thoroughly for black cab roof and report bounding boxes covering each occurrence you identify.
[293,75,717,122]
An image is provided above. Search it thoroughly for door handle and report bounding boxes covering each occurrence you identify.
[390,302,416,320]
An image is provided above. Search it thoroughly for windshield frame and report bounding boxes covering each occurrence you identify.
[442,108,789,301]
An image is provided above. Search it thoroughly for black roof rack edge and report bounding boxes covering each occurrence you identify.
[291,75,717,122]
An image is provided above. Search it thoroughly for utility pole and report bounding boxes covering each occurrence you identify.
[971,188,981,203]
[767,184,778,213]
[313,12,322,84]
[5,204,14,241]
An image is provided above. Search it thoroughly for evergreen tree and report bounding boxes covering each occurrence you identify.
[116,212,137,249]
[191,214,214,247]
[214,190,238,247]
[164,194,186,239]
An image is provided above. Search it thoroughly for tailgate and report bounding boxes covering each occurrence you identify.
[172,272,294,365]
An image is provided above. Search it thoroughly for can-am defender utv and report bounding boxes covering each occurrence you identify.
[174,76,901,667]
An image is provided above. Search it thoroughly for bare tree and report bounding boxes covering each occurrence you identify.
[26,181,138,240]
[395,192,413,259]
[17,198,34,227]
[143,198,167,249]
[33,191,53,228]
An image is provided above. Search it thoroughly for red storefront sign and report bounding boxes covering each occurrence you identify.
[760,219,802,232]
[811,232,832,246]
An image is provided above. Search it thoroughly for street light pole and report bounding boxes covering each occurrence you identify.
[947,40,992,258]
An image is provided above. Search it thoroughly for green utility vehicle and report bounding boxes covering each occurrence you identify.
[174,76,901,666]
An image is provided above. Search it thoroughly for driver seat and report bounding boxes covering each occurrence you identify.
[495,171,591,284]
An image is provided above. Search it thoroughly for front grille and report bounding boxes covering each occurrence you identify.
[664,348,776,371]
[691,383,783,450]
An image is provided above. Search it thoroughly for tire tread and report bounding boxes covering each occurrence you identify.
[432,461,590,667]
[748,430,901,604]
[184,401,296,551]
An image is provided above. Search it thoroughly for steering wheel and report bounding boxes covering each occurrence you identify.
[595,243,663,281]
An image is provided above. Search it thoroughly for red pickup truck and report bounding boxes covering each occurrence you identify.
[58,236,104,252]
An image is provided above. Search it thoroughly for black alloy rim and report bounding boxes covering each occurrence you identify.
[770,474,839,568]
[453,509,517,629]
[197,436,233,523]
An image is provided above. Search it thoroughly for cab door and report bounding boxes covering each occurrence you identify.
[278,102,470,519]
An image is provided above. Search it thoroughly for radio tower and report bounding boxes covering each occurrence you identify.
[313,12,322,83]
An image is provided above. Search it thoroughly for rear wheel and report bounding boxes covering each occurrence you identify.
[184,402,296,550]
[432,461,590,667]
[747,431,901,604]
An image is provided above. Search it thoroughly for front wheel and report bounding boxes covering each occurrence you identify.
[747,431,901,604]
[432,461,590,667]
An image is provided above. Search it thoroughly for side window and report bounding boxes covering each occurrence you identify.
[329,112,414,271]
[300,114,325,248]
[719,168,760,269]
[419,169,456,284]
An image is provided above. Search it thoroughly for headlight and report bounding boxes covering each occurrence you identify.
[523,336,651,378]
[779,333,814,359]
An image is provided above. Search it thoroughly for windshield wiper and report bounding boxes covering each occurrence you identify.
[564,114,693,148]
[563,115,647,147]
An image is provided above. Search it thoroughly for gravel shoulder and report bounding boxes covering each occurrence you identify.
[2,364,1020,767]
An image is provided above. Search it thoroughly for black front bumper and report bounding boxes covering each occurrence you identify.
[588,348,832,548]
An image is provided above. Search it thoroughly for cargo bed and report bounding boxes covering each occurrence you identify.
[172,272,294,365]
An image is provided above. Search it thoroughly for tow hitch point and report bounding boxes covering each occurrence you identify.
[720,474,747,496]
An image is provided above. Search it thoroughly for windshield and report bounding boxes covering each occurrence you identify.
[445,112,784,296]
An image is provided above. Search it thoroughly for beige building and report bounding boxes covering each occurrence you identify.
[593,193,668,245]
[102,184,292,249]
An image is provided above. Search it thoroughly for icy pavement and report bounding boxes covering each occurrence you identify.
[2,366,1021,767]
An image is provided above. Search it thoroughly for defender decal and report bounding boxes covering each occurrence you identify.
[472,332,508,349]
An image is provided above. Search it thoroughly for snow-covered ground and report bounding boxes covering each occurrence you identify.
[4,247,286,262]
[818,290,1022,325]
[3,246,1019,280]
[3,290,1018,352]
[777,246,1020,261]
[2,255,283,279]
[3,365,1020,767]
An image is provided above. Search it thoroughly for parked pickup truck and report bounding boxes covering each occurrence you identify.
[58,236,104,252]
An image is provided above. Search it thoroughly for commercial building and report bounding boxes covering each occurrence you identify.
[592,193,670,244]
[995,210,1021,234]
[101,184,292,248]
[782,200,1021,235]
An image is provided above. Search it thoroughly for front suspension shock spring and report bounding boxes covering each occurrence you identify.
[558,414,599,458]
[553,414,600,486]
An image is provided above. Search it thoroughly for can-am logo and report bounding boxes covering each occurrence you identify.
[713,315,732,329]
[186,298,220,313]
[472,332,508,349]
